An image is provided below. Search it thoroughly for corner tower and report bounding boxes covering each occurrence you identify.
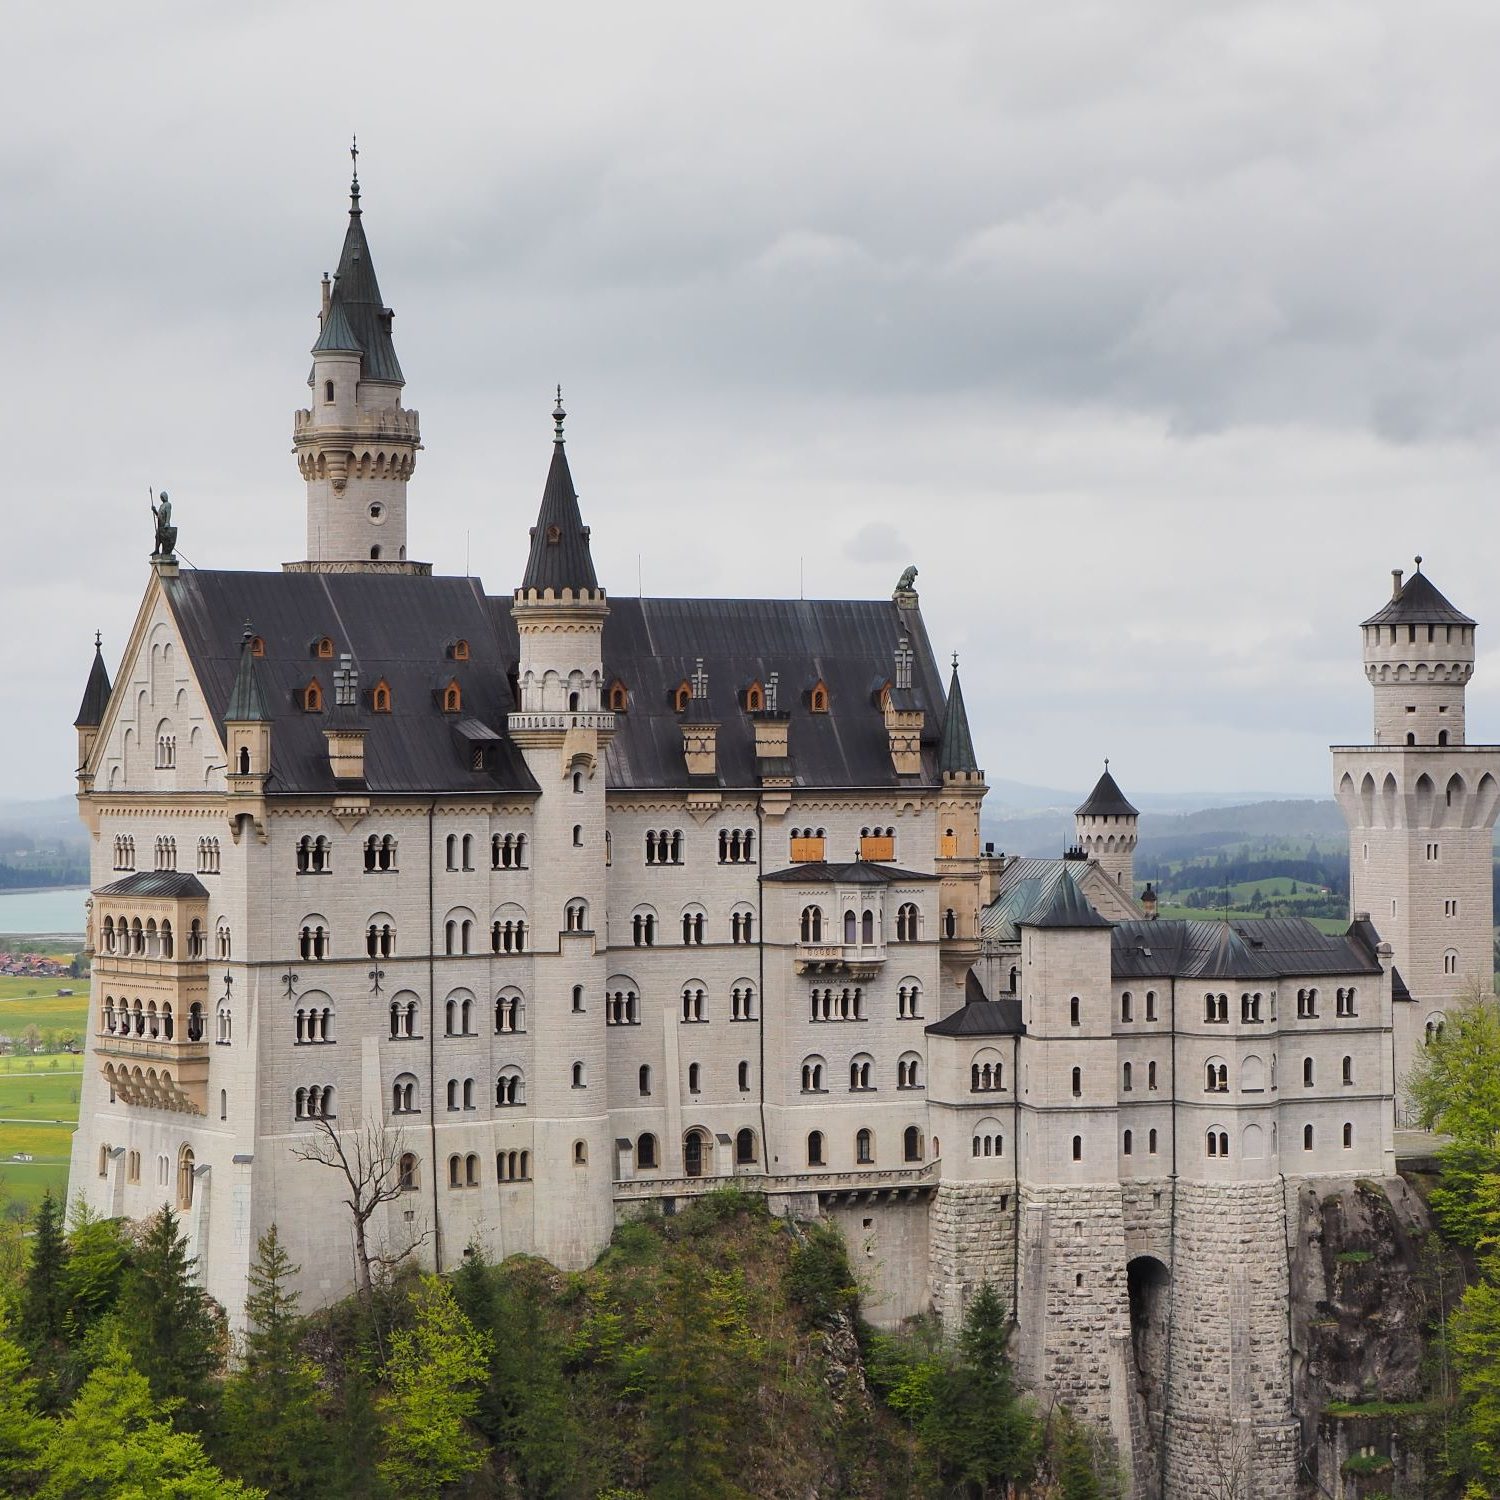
[1075,761,1138,892]
[1332,560,1500,1113]
[289,146,425,574]
[935,657,988,1005]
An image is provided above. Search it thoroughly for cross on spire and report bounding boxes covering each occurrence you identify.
[553,385,566,442]
[349,135,361,211]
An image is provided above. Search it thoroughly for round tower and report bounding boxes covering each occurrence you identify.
[1362,557,1475,747]
[1074,761,1138,891]
[290,146,424,572]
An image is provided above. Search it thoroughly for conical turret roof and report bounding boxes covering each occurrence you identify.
[74,636,112,728]
[938,661,979,775]
[1076,765,1138,818]
[520,395,599,595]
[316,174,404,383]
[1362,565,1474,628]
[225,629,272,722]
[1025,872,1111,929]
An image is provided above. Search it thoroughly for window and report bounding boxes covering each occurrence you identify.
[565,898,589,932]
[324,379,335,403]
[735,1128,758,1165]
[631,909,657,947]
[807,1131,825,1166]
[1069,997,1080,1027]
[606,987,638,1025]
[730,984,756,1020]
[1336,987,1358,1017]
[897,1053,922,1089]
[1145,990,1158,1021]
[608,680,629,712]
[790,827,827,862]
[800,906,824,943]
[392,1074,418,1114]
[645,830,684,865]
[1071,1066,1082,1097]
[1121,991,1133,1023]
[496,1068,523,1106]
[639,1064,651,1097]
[1071,1135,1082,1162]
[809,680,829,712]
[688,1062,701,1094]
[177,1145,195,1210]
[492,832,528,869]
[302,679,323,712]
[1343,1122,1354,1150]
[944,908,957,939]
[1205,1060,1228,1093]
[810,985,864,1021]
[972,1123,1004,1158]
[442,680,461,713]
[1205,992,1228,1023]
[672,681,691,713]
[298,919,330,961]
[1297,987,1319,1019]
[718,828,756,863]
[897,980,923,1018]
[681,985,706,1023]
[1123,1130,1133,1156]
[856,1128,874,1165]
[730,907,756,944]
[571,984,585,1014]
[1342,1055,1353,1085]
[895,902,920,942]
[1122,1061,1133,1091]
[571,1061,586,1088]
[1206,1130,1229,1158]
[744,680,764,711]
[1303,1124,1314,1151]
[398,1153,418,1192]
[636,1133,658,1169]
[372,679,392,712]
[850,1055,873,1091]
[801,1056,826,1092]
[1444,950,1459,976]
[681,907,706,945]
[492,912,528,953]
[738,1059,750,1091]
[970,1051,1003,1092]
[1241,992,1263,1023]
[1148,1128,1158,1154]
[903,1126,922,1162]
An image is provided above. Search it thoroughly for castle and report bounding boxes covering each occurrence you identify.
[66,165,1499,1499]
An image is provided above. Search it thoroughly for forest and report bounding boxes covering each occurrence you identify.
[0,1186,1118,1499]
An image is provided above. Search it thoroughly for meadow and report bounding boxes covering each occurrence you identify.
[0,980,87,1211]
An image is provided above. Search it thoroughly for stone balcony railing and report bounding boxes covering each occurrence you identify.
[795,941,887,976]
[612,1161,937,1202]
[507,711,616,734]
[93,954,210,981]
[95,1032,211,1066]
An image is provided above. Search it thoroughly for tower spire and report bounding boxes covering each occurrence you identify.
[938,658,980,776]
[349,135,360,212]
[520,390,598,596]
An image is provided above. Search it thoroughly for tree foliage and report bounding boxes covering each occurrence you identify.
[1409,988,1500,1147]
[19,1190,69,1352]
[0,1317,49,1494]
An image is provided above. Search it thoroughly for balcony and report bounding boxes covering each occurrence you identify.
[795,941,886,978]
[98,1030,209,1115]
[506,711,616,733]
[613,1161,937,1204]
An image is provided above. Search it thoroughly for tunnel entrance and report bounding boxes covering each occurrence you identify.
[1128,1255,1171,1413]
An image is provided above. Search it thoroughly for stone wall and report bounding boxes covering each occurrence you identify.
[929,1181,1019,1330]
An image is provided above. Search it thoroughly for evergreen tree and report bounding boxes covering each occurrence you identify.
[19,1189,68,1351]
[377,1275,492,1500]
[219,1225,328,1498]
[116,1206,224,1427]
[0,1318,49,1494]
[59,1197,128,1341]
[38,1337,262,1500]
[1054,1410,1106,1500]
[920,1283,1038,1496]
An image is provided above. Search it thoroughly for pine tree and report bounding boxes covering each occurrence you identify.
[38,1337,262,1500]
[19,1189,68,1352]
[0,1319,49,1494]
[59,1197,128,1341]
[116,1206,224,1427]
[377,1275,493,1500]
[219,1224,328,1498]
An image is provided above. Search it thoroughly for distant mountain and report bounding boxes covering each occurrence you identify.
[984,797,1345,861]
[984,777,1319,817]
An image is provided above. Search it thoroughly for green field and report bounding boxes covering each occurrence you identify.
[0,981,90,1039]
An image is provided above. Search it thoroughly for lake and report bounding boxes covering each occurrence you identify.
[0,887,87,937]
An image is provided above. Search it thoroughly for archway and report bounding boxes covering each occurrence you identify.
[1127,1255,1171,1416]
[684,1128,712,1178]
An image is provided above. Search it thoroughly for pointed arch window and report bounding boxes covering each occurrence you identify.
[302,679,324,712]
[315,637,335,659]
[744,680,765,712]
[809,679,829,713]
[451,639,470,661]
[442,680,462,713]
[672,681,692,713]
[608,679,629,712]
[249,635,266,658]
[372,678,392,713]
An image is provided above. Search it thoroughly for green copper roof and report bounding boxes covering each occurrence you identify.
[1025,872,1111,929]
[225,630,272,722]
[938,664,979,774]
[321,185,404,383]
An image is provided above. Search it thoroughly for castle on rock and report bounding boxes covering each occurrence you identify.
[67,168,1498,1500]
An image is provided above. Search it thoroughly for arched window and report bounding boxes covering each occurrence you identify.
[1343,1122,1354,1149]
[1122,1061,1133,1091]
[637,1133,658,1168]
[807,1131,825,1166]
[1342,1055,1353,1085]
[324,379,335,403]
[372,679,392,712]
[639,1064,652,1097]
[608,680,629,712]
[1071,1066,1082,1097]
[903,1125,923,1162]
[738,1059,750,1091]
[302,679,323,712]
[1303,1057,1314,1087]
[1303,1124,1315,1151]
[1205,1059,1228,1093]
[735,1128,758,1165]
[861,910,875,944]
[565,898,589,932]
[571,1061,586,1088]
[844,909,857,944]
[177,1145,195,1210]
[856,1128,874,1165]
[849,1054,873,1091]
[496,1068,523,1106]
[1071,1135,1082,1162]
[574,1140,588,1165]
[688,1062,701,1093]
[1070,997,1080,1027]
[744,680,764,711]
[672,680,691,713]
[943,908,957,939]
[392,1074,418,1114]
[681,985,706,1023]
[895,903,919,942]
[442,680,462,713]
[1123,1129,1133,1156]
[800,906,824,943]
[399,1153,418,1191]
[897,1053,922,1089]
[801,1056,826,1092]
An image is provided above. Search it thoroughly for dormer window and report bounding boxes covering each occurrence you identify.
[809,680,829,713]
[546,524,561,544]
[372,679,392,713]
[450,640,470,662]
[324,380,334,403]
[877,681,892,711]
[250,635,266,658]
[314,637,334,659]
[744,680,765,712]
[442,680,462,713]
[672,681,692,713]
[608,679,629,712]
[302,680,324,712]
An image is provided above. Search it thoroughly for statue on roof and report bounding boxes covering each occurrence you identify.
[150,490,177,561]
[895,564,918,593]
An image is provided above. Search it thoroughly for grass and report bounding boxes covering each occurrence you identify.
[1325,1399,1435,1419]
[1342,1452,1394,1475]
[0,1045,83,1217]
[1336,1250,1375,1265]
[0,1070,83,1120]
[0,987,90,1038]
[0,974,86,1000]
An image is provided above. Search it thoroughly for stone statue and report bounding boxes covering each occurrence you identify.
[151,491,177,559]
[896,564,918,593]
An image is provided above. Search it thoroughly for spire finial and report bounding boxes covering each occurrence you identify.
[1415,554,1423,571]
[553,385,566,443]
[349,135,361,211]
[951,650,959,672]
[1104,756,1110,769]
[93,630,102,651]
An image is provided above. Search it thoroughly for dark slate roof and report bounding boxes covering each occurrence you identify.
[1026,874,1111,929]
[319,185,404,384]
[1362,569,1474,628]
[1109,917,1382,981]
[311,296,360,354]
[593,596,949,790]
[983,860,1082,942]
[520,439,598,595]
[94,872,209,900]
[938,665,980,775]
[225,632,272,722]
[164,570,536,796]
[925,996,1023,1037]
[1076,766,1138,818]
[74,640,112,728]
[761,861,939,885]
[1391,965,1411,1002]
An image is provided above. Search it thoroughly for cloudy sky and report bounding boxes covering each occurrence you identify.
[5,1,1500,804]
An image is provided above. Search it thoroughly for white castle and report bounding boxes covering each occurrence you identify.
[66,166,1498,1499]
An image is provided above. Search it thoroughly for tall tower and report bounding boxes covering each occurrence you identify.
[935,658,987,1007]
[1074,762,1138,891]
[507,393,615,1263]
[1332,560,1500,1112]
[289,146,424,573]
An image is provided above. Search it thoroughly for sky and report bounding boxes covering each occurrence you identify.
[5,1,1500,803]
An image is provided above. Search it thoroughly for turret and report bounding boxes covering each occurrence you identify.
[935,657,987,1000]
[1360,557,1475,746]
[1074,761,1138,891]
[290,144,424,573]
[224,626,272,789]
[74,631,112,784]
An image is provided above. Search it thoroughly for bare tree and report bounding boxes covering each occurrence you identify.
[1199,1417,1254,1500]
[290,1114,427,1297]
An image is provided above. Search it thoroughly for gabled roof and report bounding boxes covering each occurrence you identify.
[925,978,1024,1037]
[520,422,599,595]
[74,638,112,728]
[319,180,404,384]
[1362,568,1475,628]
[1025,874,1111,929]
[761,860,939,885]
[1109,917,1382,980]
[1076,765,1137,818]
[938,664,980,775]
[94,872,209,900]
[225,630,271,723]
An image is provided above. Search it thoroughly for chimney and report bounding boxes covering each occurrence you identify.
[324,654,366,780]
[1392,568,1404,599]
[1141,882,1158,921]
[321,272,332,324]
[680,657,719,776]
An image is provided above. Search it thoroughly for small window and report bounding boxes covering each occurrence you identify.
[672,681,691,713]
[315,636,334,659]
[1071,1135,1082,1162]
[452,639,470,661]
[442,680,462,713]
[302,679,323,712]
[1069,996,1080,1027]
[573,1140,587,1165]
[809,680,829,713]
[744,680,765,712]
[608,679,629,712]
[372,679,392,712]
[807,1130,825,1166]
[250,635,266,658]
[324,380,334,403]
